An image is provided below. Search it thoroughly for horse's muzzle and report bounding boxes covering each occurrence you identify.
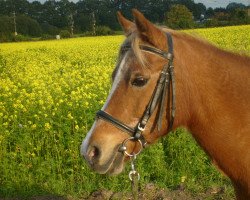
[80,138,125,175]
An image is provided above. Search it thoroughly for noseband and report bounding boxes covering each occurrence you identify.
[96,32,175,155]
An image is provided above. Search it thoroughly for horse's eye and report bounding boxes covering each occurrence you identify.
[131,76,148,87]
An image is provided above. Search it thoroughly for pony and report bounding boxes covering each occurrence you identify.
[81,9,250,199]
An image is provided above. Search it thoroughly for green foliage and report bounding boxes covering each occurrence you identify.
[0,0,249,42]
[204,19,219,28]
[229,8,250,25]
[166,4,195,29]
[74,13,92,32]
[59,30,71,38]
[160,130,231,191]
[40,23,60,35]
[226,2,246,11]
[12,34,31,42]
[0,16,13,34]
[0,33,12,43]
[203,8,250,28]
[0,33,32,43]
[95,26,114,36]
[41,34,56,40]
[0,14,41,41]
[16,15,41,37]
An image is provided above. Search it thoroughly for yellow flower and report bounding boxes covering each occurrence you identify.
[44,123,51,130]
[38,100,44,105]
[67,112,73,120]
[181,176,187,183]
[31,124,37,130]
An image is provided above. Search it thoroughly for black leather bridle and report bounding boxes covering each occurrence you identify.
[96,32,175,154]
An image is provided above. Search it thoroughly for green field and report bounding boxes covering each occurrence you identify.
[0,25,249,199]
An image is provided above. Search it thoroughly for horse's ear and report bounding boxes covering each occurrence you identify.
[132,9,166,49]
[117,11,134,36]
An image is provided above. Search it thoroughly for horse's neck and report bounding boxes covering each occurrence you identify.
[173,32,250,186]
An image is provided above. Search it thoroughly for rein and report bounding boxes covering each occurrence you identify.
[96,32,175,199]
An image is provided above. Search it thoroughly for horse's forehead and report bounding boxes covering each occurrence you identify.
[112,47,136,81]
[103,53,130,110]
[123,36,132,46]
[113,53,130,82]
[113,34,149,81]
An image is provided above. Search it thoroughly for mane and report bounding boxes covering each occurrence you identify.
[165,27,250,62]
[124,27,250,69]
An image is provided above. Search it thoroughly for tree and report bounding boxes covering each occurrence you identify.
[206,7,214,18]
[0,16,13,35]
[74,13,92,32]
[40,22,60,35]
[16,15,41,36]
[226,2,246,11]
[41,0,69,28]
[0,0,249,40]
[28,1,43,22]
[166,4,194,29]
[0,14,41,36]
[229,8,249,25]
[176,0,206,20]
[194,3,206,20]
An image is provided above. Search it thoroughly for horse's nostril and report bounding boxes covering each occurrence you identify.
[87,145,100,163]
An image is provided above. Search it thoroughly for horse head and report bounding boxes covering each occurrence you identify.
[81,9,175,175]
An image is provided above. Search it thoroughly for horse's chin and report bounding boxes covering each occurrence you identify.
[93,151,126,175]
[106,161,125,175]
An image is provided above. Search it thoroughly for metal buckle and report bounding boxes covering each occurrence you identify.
[129,154,140,181]
[119,137,143,157]
[137,123,145,132]
[169,65,174,70]
[129,170,140,181]
[167,53,173,60]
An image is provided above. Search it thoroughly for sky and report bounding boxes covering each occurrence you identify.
[31,0,250,9]
[194,0,250,8]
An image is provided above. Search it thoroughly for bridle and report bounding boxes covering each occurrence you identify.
[96,32,175,156]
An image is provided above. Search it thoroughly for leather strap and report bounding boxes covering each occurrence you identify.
[96,110,146,144]
[96,32,175,146]
[139,45,173,60]
[96,110,135,135]
[123,45,173,60]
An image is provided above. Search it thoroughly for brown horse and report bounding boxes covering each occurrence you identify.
[81,10,250,199]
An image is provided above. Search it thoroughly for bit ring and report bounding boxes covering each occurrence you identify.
[129,170,140,181]
[120,137,143,157]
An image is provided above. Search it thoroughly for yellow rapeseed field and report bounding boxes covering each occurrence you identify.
[0,25,249,197]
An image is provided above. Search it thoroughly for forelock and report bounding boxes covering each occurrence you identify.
[122,32,148,67]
